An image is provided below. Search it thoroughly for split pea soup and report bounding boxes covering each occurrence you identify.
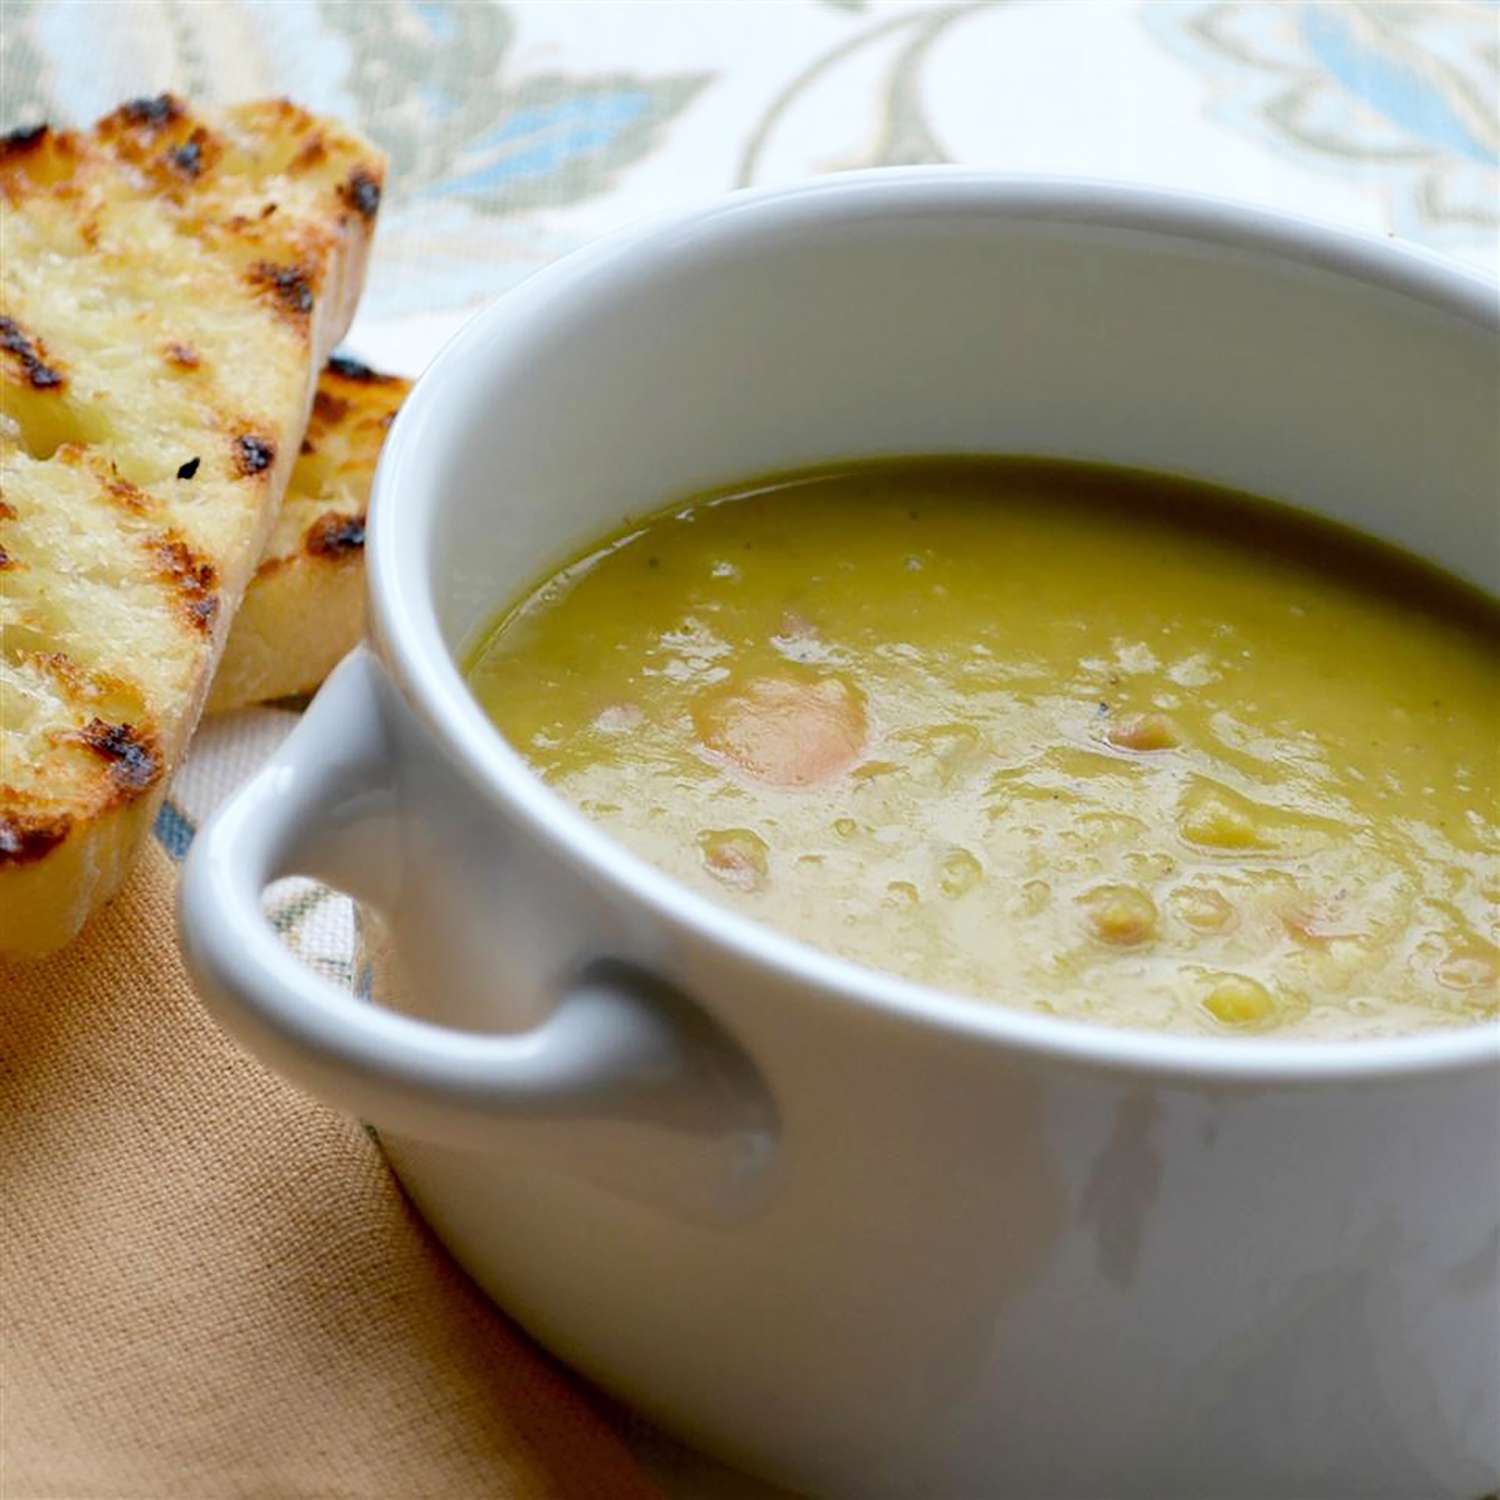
[466,459,1499,1040]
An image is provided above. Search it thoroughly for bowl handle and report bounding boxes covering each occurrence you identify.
[179,648,777,1220]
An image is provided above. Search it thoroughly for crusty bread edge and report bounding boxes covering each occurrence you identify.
[207,360,407,715]
[205,548,366,712]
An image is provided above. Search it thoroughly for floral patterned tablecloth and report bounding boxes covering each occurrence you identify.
[5,3,1495,1494]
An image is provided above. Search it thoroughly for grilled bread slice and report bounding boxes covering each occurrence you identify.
[209,356,408,713]
[1,96,383,956]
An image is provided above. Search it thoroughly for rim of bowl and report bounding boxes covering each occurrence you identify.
[369,169,1500,1085]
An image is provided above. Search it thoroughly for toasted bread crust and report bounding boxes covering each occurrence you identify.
[0,95,382,955]
[208,359,408,713]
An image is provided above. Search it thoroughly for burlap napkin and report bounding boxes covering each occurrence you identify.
[0,837,664,1500]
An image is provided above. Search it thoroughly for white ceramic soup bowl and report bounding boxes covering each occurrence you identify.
[180,173,1500,1500]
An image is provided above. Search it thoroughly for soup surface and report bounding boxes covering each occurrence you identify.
[467,460,1499,1039]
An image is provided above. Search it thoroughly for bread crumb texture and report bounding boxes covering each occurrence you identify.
[1,96,382,954]
[208,356,407,713]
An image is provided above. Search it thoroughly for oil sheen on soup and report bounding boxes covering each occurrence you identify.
[466,460,1499,1039]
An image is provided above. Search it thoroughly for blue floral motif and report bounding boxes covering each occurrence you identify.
[153,798,196,862]
[422,89,658,199]
[1298,7,1495,167]
[316,3,708,219]
[1146,1,1498,249]
[411,0,460,45]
